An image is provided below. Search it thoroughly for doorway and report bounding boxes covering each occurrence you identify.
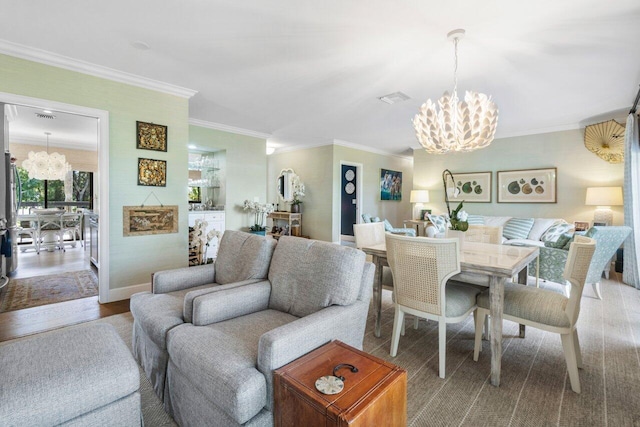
[0,91,109,306]
[340,162,362,243]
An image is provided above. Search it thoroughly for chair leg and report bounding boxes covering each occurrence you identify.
[438,320,446,378]
[414,317,419,329]
[484,316,491,341]
[560,333,581,393]
[573,330,583,369]
[474,310,485,362]
[592,282,602,300]
[390,308,404,357]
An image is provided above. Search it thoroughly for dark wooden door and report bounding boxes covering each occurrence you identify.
[341,165,357,236]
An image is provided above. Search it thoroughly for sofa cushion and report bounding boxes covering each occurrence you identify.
[268,237,365,317]
[544,233,573,249]
[528,218,558,241]
[362,213,372,223]
[503,218,535,240]
[540,221,574,243]
[214,230,276,285]
[484,216,512,228]
[466,214,484,225]
[427,214,449,233]
[166,309,298,424]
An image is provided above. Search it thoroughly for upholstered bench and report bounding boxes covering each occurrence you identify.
[0,323,141,426]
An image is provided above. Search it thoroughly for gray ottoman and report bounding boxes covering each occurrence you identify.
[0,323,141,426]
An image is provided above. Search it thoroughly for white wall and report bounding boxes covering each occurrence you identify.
[413,129,624,225]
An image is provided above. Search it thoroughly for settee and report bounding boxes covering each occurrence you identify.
[133,233,374,426]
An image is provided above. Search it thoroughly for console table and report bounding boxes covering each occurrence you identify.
[268,212,302,238]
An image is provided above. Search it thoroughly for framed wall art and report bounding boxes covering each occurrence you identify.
[380,169,402,201]
[138,158,167,187]
[123,205,178,236]
[497,168,557,203]
[136,121,168,152]
[448,171,492,203]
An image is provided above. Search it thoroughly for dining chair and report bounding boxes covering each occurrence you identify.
[35,213,65,253]
[62,212,83,249]
[354,222,393,289]
[385,234,480,379]
[464,225,503,244]
[473,235,596,393]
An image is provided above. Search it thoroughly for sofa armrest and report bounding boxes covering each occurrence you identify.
[191,280,271,326]
[257,301,369,373]
[152,263,216,294]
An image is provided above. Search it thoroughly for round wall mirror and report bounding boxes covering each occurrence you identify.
[278,168,297,202]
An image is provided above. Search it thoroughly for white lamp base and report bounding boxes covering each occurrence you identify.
[593,207,613,226]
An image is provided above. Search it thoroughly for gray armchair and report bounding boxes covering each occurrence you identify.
[531,226,631,299]
[130,230,276,404]
[164,236,374,427]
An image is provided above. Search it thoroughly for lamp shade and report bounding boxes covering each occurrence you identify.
[585,187,623,206]
[410,190,430,204]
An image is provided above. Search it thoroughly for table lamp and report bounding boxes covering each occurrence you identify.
[585,186,623,226]
[410,190,430,220]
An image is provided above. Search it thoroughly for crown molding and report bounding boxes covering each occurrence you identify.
[0,39,197,99]
[332,139,413,161]
[494,122,582,140]
[188,118,271,139]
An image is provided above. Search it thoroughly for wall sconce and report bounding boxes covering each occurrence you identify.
[410,190,430,220]
[585,186,623,226]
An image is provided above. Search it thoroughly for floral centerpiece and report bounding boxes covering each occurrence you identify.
[449,201,469,231]
[290,176,305,212]
[243,200,275,232]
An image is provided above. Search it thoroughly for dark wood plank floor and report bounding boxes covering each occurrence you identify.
[0,296,130,342]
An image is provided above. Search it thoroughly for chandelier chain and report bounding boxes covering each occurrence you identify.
[453,37,458,98]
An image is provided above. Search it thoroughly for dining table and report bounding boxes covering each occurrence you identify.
[362,240,539,387]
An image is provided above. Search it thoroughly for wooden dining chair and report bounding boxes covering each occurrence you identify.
[473,235,596,393]
[386,234,480,379]
[35,213,65,253]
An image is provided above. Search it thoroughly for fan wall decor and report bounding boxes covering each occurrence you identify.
[584,119,625,164]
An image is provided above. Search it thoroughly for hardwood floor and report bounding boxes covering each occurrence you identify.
[1,241,129,343]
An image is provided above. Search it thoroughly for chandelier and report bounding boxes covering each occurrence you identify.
[413,29,498,154]
[21,132,71,181]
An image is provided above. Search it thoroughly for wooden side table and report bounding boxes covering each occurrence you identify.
[268,212,302,238]
[274,340,406,427]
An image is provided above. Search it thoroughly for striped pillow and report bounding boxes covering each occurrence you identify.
[503,218,535,240]
[466,215,484,225]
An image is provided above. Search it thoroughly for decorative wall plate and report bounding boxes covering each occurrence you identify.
[584,119,625,164]
[345,182,355,194]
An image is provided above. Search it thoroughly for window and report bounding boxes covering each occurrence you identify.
[18,167,93,213]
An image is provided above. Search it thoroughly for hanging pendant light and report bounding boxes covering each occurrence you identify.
[413,29,498,154]
[21,132,72,181]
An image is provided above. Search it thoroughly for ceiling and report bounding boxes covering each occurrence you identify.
[1,0,639,155]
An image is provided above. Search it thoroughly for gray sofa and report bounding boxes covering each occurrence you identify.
[147,236,373,426]
[130,230,276,404]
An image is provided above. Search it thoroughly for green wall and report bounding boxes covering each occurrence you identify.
[189,125,268,231]
[268,144,413,243]
[413,129,625,225]
[0,53,189,294]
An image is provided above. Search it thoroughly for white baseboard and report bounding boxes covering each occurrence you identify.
[107,282,151,302]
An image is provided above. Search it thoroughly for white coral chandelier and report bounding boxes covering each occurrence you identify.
[22,132,71,181]
[413,29,498,154]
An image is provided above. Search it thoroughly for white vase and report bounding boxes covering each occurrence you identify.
[445,229,465,252]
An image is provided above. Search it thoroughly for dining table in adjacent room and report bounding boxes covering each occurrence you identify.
[362,240,539,387]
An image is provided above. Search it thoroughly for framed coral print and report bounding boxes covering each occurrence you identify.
[497,168,557,203]
[136,121,168,152]
[138,158,167,187]
[380,169,402,201]
[123,205,178,236]
[448,171,492,203]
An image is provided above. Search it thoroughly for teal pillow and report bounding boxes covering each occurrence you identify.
[503,218,535,240]
[541,221,574,242]
[466,215,484,225]
[383,219,393,232]
[427,214,448,233]
[362,213,372,223]
[544,233,573,249]
[562,227,598,249]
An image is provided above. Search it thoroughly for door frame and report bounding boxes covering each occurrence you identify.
[339,161,363,242]
[0,91,110,303]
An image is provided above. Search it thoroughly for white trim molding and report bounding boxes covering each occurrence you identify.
[108,282,151,302]
[0,39,198,99]
[188,118,272,140]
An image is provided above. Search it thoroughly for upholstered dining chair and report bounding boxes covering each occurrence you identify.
[354,222,393,290]
[386,234,480,379]
[473,235,596,393]
[465,225,503,244]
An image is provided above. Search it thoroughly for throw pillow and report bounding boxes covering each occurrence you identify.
[362,213,372,223]
[527,218,558,241]
[562,227,598,249]
[427,214,448,233]
[467,214,484,225]
[372,216,381,223]
[503,218,535,240]
[544,233,573,249]
[541,221,574,243]
[383,219,393,232]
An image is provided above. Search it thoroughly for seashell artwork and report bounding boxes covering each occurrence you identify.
[522,183,533,194]
[508,181,521,194]
[498,168,556,203]
[535,186,544,194]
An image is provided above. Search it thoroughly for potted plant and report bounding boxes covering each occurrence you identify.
[449,201,469,231]
[290,176,305,213]
[243,200,275,235]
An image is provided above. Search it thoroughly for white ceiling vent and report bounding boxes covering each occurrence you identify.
[35,113,56,120]
[378,92,410,105]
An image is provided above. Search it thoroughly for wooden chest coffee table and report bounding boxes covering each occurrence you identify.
[273,340,407,427]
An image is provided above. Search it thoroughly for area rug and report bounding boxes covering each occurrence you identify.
[0,270,98,312]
